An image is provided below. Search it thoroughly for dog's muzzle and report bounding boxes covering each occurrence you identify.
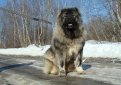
[63,15,78,29]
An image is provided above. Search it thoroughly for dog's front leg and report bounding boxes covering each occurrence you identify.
[74,53,84,74]
[55,53,65,76]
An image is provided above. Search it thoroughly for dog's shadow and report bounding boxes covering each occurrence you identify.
[0,62,33,72]
[82,64,91,70]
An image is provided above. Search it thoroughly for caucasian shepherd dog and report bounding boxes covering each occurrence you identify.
[43,7,86,76]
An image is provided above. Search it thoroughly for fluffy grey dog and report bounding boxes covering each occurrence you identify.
[43,7,86,76]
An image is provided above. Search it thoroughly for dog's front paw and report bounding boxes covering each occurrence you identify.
[76,66,85,74]
[59,72,66,76]
[58,68,67,76]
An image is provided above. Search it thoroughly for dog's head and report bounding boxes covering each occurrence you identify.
[57,7,83,39]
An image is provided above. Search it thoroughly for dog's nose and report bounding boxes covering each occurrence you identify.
[68,23,73,29]
[68,24,72,26]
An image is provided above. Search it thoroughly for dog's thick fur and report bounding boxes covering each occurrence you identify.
[43,7,86,75]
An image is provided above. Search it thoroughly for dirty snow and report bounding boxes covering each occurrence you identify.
[1,58,121,85]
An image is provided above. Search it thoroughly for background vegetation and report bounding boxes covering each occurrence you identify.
[0,0,121,48]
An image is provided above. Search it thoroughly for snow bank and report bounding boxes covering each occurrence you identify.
[0,44,50,56]
[83,40,121,59]
[0,40,121,59]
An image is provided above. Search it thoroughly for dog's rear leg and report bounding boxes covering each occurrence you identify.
[44,58,58,75]
[43,59,53,74]
[50,65,58,75]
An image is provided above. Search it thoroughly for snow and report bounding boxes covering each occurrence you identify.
[0,40,121,59]
[0,44,50,56]
[83,40,121,59]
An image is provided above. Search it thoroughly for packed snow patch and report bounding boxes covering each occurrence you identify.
[68,63,121,85]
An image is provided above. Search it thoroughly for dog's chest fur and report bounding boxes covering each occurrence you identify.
[53,27,85,57]
[53,37,83,57]
[68,42,82,56]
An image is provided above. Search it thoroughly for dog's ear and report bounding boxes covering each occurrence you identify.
[74,8,80,14]
[61,8,67,13]
[73,7,79,12]
[73,7,81,16]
